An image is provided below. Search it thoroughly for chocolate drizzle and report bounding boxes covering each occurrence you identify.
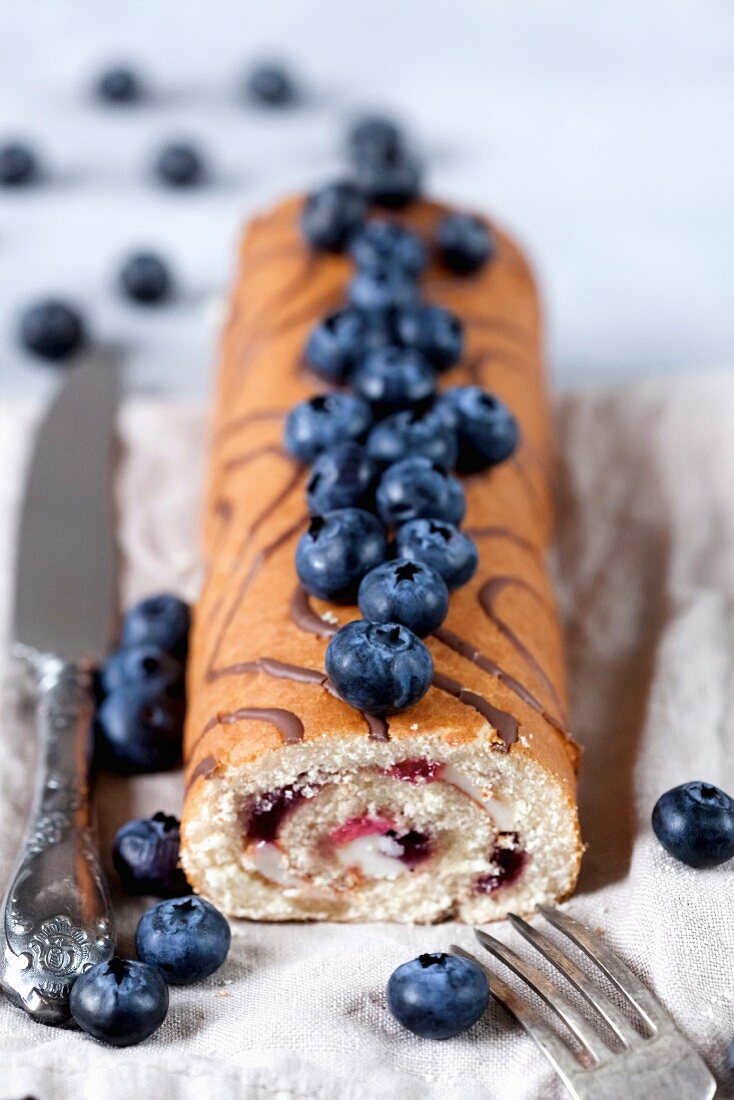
[432,671,518,748]
[289,585,338,637]
[434,626,567,737]
[209,656,328,685]
[191,704,305,765]
[185,754,218,790]
[223,442,291,473]
[214,408,286,445]
[479,575,567,720]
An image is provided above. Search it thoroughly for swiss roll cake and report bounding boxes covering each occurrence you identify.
[180,192,582,922]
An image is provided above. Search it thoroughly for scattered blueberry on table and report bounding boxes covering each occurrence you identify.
[70,956,168,1047]
[387,952,489,1039]
[96,685,185,774]
[0,141,39,186]
[358,558,449,637]
[300,180,367,252]
[113,812,190,898]
[652,781,734,868]
[356,154,422,210]
[120,593,190,660]
[436,211,494,275]
[284,393,373,463]
[245,61,299,107]
[94,65,144,105]
[119,251,173,305]
[100,644,183,697]
[19,299,86,362]
[376,455,466,527]
[136,896,231,985]
[154,142,206,188]
[295,509,388,602]
[347,115,405,166]
[306,441,377,513]
[325,619,433,715]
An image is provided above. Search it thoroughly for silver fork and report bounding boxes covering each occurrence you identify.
[452,905,717,1099]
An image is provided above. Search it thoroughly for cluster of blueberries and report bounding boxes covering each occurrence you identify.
[288,151,517,717]
[68,593,231,1046]
[3,60,302,363]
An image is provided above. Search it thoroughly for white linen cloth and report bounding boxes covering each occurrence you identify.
[0,374,733,1100]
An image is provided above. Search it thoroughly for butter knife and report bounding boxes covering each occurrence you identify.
[0,354,119,1024]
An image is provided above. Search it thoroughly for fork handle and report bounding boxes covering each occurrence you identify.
[0,650,114,1025]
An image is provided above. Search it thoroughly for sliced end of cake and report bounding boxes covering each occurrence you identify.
[181,731,581,923]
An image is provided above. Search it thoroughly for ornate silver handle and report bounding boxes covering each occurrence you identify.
[0,651,114,1024]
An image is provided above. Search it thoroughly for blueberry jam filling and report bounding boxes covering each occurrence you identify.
[475,832,527,893]
[388,758,443,783]
[386,828,432,867]
[240,784,317,843]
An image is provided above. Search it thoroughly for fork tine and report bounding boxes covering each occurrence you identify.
[508,913,644,1047]
[475,929,612,1064]
[539,906,673,1032]
[451,946,585,1092]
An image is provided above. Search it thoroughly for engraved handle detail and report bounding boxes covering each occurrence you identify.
[0,652,114,1024]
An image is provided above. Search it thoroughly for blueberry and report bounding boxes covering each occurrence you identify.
[350,220,426,276]
[284,393,372,463]
[100,644,183,697]
[95,66,143,104]
[387,952,489,1039]
[119,252,173,304]
[652,782,734,868]
[295,509,387,602]
[19,299,86,362]
[359,559,448,637]
[366,408,458,469]
[154,142,205,187]
[120,594,190,658]
[245,62,298,107]
[376,456,465,528]
[357,155,422,210]
[0,142,38,186]
[396,304,463,371]
[301,181,367,252]
[70,957,168,1047]
[135,896,231,985]
[96,685,184,774]
[304,307,391,384]
[347,115,405,165]
[113,812,190,897]
[397,519,479,591]
[306,442,377,513]
[326,620,433,715]
[436,212,495,275]
[352,347,437,414]
[348,264,419,313]
[435,386,519,472]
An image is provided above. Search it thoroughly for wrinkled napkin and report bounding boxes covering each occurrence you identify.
[1,374,733,1100]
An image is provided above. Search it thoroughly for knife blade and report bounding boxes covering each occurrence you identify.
[1,353,119,1025]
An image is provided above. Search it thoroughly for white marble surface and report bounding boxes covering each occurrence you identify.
[1,0,734,398]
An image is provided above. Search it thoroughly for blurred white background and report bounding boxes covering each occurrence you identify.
[1,0,733,396]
